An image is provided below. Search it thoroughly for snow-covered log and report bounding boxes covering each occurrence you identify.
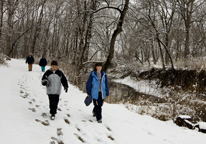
[196,122,206,133]
[174,115,194,130]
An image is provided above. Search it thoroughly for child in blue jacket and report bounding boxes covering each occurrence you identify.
[86,63,109,123]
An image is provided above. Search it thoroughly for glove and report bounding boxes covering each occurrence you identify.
[42,80,47,86]
[42,79,49,86]
[64,87,68,93]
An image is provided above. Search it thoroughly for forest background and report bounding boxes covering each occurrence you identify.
[1,0,206,125]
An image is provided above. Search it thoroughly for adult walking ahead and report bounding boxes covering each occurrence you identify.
[86,63,109,123]
[25,53,34,71]
[39,55,47,72]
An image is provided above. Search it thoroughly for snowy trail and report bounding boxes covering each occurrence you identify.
[0,59,205,144]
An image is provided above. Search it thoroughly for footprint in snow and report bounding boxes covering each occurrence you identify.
[76,127,81,132]
[64,118,70,124]
[106,126,112,131]
[108,135,115,141]
[41,113,47,118]
[57,128,63,136]
[51,137,64,144]
[35,105,40,108]
[28,108,36,112]
[82,119,93,123]
[31,99,36,102]
[74,133,85,143]
[20,92,29,99]
[35,119,50,126]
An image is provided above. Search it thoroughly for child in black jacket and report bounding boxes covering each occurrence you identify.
[42,60,68,120]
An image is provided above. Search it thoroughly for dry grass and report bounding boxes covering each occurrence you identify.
[173,57,206,71]
[0,53,11,65]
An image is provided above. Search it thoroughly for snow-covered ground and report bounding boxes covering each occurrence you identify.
[0,59,205,144]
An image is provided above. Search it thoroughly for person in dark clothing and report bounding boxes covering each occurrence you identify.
[25,53,34,71]
[39,55,47,72]
[41,60,68,120]
[86,63,109,123]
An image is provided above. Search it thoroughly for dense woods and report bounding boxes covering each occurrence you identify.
[1,0,206,71]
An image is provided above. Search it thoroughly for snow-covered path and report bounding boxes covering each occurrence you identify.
[0,59,205,144]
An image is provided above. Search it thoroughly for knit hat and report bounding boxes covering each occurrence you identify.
[51,61,58,66]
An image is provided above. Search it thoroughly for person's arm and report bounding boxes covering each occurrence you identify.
[25,57,28,63]
[41,71,49,86]
[61,71,69,92]
[39,59,41,66]
[32,56,34,63]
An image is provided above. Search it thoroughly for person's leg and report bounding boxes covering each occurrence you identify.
[42,66,45,72]
[28,64,30,71]
[41,66,44,72]
[92,99,97,117]
[92,106,96,117]
[95,92,104,122]
[28,64,32,71]
[48,94,60,115]
[53,95,60,114]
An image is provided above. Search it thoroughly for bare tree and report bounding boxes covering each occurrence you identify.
[102,0,130,71]
[0,0,4,52]
[31,0,47,56]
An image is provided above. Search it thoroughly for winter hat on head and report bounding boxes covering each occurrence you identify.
[51,60,58,66]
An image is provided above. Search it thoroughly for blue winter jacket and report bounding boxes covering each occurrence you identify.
[86,71,109,100]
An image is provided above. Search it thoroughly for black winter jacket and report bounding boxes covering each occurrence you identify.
[26,56,34,64]
[39,58,47,67]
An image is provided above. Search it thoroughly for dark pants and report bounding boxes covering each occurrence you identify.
[48,94,60,115]
[93,92,104,121]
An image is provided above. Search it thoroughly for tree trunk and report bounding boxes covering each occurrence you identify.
[157,35,166,70]
[6,0,13,56]
[31,0,47,56]
[104,0,129,72]
[0,0,3,51]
